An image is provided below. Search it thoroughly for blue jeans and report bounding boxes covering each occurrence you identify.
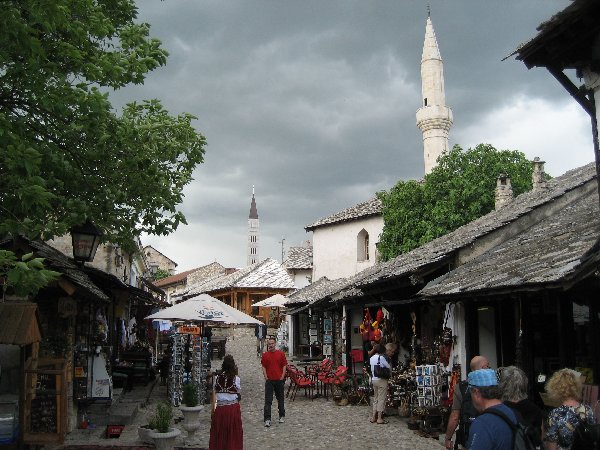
[264,380,285,421]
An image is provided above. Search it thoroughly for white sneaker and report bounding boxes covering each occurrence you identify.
[264,420,271,427]
[278,417,285,424]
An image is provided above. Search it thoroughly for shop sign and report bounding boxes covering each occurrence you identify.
[177,325,200,335]
[74,366,85,378]
[58,297,77,318]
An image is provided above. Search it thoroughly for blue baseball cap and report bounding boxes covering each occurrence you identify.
[468,369,498,387]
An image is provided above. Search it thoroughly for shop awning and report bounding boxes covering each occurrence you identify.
[0,303,42,345]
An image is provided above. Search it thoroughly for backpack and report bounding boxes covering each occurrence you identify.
[572,406,600,450]
[483,407,539,450]
[456,381,479,446]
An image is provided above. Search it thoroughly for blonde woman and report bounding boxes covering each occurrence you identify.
[544,368,596,450]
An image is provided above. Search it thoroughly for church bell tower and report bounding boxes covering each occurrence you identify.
[247,186,259,266]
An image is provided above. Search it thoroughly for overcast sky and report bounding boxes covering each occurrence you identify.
[112,1,593,272]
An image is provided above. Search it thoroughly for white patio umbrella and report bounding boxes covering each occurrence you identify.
[252,294,289,308]
[145,293,264,325]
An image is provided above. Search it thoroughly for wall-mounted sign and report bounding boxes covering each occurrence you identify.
[58,297,77,318]
[74,367,85,378]
[177,325,200,335]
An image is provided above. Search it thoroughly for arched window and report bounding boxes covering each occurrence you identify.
[357,229,369,262]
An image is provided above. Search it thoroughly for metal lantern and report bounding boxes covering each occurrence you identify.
[70,219,103,263]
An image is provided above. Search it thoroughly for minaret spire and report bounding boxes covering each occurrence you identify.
[247,187,259,265]
[416,14,453,175]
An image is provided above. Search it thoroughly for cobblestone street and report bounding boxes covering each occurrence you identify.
[62,326,443,449]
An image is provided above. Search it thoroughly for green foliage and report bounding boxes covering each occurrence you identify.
[152,268,170,281]
[0,251,60,298]
[152,402,173,433]
[0,0,206,295]
[0,0,206,250]
[182,382,199,407]
[378,144,535,261]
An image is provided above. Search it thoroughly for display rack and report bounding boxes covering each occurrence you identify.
[168,333,211,406]
[23,358,68,445]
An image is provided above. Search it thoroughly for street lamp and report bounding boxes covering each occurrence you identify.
[70,219,103,263]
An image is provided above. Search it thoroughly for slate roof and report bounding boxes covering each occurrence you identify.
[305,197,382,231]
[334,162,597,300]
[0,236,109,302]
[420,189,600,297]
[286,276,348,307]
[283,246,313,270]
[511,0,600,70]
[183,258,295,297]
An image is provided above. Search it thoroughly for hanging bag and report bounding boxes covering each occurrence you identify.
[373,355,391,380]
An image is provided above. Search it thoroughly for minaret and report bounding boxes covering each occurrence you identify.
[416,13,453,175]
[247,186,259,266]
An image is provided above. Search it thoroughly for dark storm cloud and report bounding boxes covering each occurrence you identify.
[111,1,592,270]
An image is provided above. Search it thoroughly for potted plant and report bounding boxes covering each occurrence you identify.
[180,382,203,437]
[148,402,181,450]
[137,415,157,444]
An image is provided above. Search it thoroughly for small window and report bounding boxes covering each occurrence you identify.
[357,229,369,262]
[424,98,428,106]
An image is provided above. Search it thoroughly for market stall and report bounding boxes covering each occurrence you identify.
[146,294,263,406]
[352,303,457,436]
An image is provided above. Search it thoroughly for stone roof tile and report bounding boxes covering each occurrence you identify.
[305,197,382,231]
[184,258,295,296]
[420,189,600,296]
[283,246,313,270]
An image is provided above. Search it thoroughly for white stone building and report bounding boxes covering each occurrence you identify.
[305,198,383,281]
[283,242,313,288]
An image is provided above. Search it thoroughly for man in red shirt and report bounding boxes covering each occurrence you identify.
[261,337,287,427]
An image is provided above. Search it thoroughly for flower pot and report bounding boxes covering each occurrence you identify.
[137,425,154,444]
[149,427,181,450]
[180,405,203,437]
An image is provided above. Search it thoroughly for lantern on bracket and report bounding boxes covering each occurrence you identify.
[70,219,103,263]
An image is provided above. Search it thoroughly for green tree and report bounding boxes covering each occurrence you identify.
[377,144,535,261]
[0,0,206,295]
[152,268,170,281]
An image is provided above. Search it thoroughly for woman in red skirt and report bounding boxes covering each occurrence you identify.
[209,354,243,450]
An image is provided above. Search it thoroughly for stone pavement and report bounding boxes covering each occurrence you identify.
[59,327,444,449]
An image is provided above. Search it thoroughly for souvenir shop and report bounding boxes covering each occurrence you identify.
[292,307,342,365]
[345,300,460,433]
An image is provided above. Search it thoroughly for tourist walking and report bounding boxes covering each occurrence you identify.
[445,355,490,449]
[255,323,267,357]
[466,368,517,450]
[369,343,393,425]
[209,355,243,450]
[544,368,596,450]
[498,365,544,445]
[261,337,287,427]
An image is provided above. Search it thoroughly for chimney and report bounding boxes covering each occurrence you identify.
[532,157,547,191]
[495,174,513,210]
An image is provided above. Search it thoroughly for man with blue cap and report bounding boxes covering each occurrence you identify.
[466,368,517,450]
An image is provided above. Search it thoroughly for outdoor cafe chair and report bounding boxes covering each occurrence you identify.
[288,367,315,401]
[285,365,300,398]
[323,365,347,400]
